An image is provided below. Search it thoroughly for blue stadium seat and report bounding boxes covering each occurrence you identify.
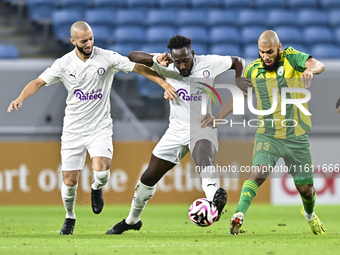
[27,0,56,24]
[84,9,115,31]
[116,10,146,27]
[320,0,340,9]
[107,43,136,56]
[146,26,176,44]
[92,0,124,10]
[328,10,340,27]
[334,28,340,44]
[91,26,111,49]
[222,0,253,9]
[283,44,309,54]
[112,26,145,46]
[303,26,333,45]
[192,44,208,55]
[241,26,267,44]
[177,10,207,27]
[207,9,236,27]
[238,10,267,27]
[52,10,82,42]
[274,26,302,44]
[0,44,19,59]
[243,44,259,59]
[147,9,177,26]
[256,0,286,9]
[311,44,340,59]
[210,26,239,44]
[126,0,157,9]
[136,75,164,98]
[190,0,221,9]
[268,10,296,27]
[178,26,208,45]
[297,10,328,27]
[209,44,241,56]
[59,0,90,13]
[286,0,317,9]
[159,0,190,9]
[140,44,168,54]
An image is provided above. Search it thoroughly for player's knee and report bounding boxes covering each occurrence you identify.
[94,170,110,185]
[297,185,314,199]
[63,178,78,187]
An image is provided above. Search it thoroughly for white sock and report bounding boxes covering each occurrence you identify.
[126,181,156,225]
[201,177,219,201]
[61,182,78,219]
[91,170,110,190]
[304,211,315,221]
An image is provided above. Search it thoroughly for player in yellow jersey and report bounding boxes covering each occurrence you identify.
[227,30,326,236]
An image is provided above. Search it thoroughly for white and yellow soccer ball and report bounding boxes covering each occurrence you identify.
[188,198,218,227]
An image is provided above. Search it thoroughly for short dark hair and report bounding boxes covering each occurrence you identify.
[167,35,192,51]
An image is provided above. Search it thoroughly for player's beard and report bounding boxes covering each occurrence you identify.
[76,44,92,56]
[259,49,281,71]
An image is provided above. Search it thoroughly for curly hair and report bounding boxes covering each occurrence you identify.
[167,35,192,50]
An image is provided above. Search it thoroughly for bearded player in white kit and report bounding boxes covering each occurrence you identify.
[7,21,177,235]
[106,35,250,234]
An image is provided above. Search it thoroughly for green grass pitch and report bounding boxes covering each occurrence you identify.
[0,204,339,255]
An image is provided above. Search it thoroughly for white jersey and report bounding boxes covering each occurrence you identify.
[151,55,232,131]
[39,46,135,135]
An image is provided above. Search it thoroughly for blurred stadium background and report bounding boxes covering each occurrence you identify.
[0,0,339,207]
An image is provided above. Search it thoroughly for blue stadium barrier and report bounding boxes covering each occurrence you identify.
[84,9,116,31]
[0,44,19,59]
[210,26,239,44]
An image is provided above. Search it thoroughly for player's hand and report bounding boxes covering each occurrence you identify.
[163,83,177,101]
[235,77,253,95]
[201,113,217,129]
[157,52,173,67]
[301,69,313,88]
[7,99,22,113]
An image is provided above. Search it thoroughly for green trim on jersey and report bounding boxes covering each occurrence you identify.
[245,47,312,139]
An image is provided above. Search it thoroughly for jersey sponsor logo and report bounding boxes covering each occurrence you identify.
[74,89,103,101]
[197,82,222,106]
[97,67,105,76]
[177,88,203,101]
[203,70,210,78]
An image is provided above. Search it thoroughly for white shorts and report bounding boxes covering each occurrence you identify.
[152,127,218,165]
[60,128,113,171]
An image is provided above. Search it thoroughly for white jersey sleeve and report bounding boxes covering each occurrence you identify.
[38,59,62,86]
[209,55,233,76]
[110,51,136,73]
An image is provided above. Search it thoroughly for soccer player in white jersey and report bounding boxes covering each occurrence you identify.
[106,35,251,234]
[7,21,177,235]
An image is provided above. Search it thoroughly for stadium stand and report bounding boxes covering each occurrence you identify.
[210,43,241,57]
[243,44,259,59]
[0,44,19,58]
[91,25,111,48]
[177,26,208,45]
[190,0,221,9]
[328,10,340,27]
[59,0,91,13]
[159,0,190,9]
[52,10,82,43]
[274,26,302,44]
[242,26,268,44]
[311,44,340,59]
[210,26,239,44]
[146,26,176,44]
[84,9,116,31]
[27,0,56,24]
[286,0,318,9]
[140,44,167,54]
[106,43,136,57]
[238,10,267,27]
[112,26,145,47]
[116,9,146,27]
[177,10,207,27]
[303,26,333,45]
[297,9,328,27]
[126,0,157,9]
[268,10,296,27]
[221,0,253,9]
[92,0,124,10]
[146,9,177,26]
[320,0,340,9]
[256,0,286,9]
[207,9,236,27]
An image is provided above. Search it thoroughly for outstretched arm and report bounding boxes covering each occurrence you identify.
[301,58,325,88]
[230,56,253,95]
[132,63,177,100]
[7,78,46,113]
